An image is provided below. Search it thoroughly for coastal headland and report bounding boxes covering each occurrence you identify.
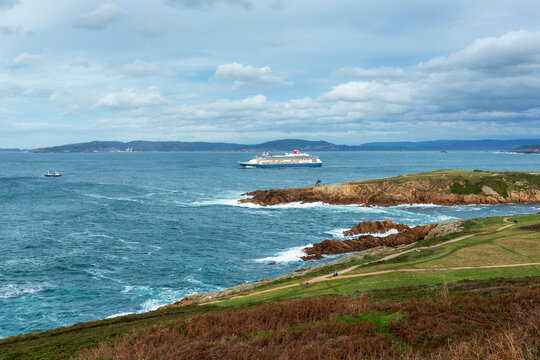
[2,212,539,359]
[241,170,540,206]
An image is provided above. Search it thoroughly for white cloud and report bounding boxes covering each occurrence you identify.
[211,62,291,88]
[165,0,252,11]
[75,3,125,30]
[95,87,165,109]
[123,60,159,76]
[321,81,413,103]
[420,30,540,72]
[338,66,407,79]
[9,52,43,69]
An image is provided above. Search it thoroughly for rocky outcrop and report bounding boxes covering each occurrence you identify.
[240,170,540,207]
[301,223,437,261]
[343,220,409,236]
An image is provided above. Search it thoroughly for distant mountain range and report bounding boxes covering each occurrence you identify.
[24,138,540,153]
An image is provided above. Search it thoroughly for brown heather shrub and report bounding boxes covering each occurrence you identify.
[77,289,540,360]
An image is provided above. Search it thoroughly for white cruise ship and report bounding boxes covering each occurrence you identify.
[239,150,322,168]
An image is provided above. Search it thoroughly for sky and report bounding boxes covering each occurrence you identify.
[1,0,540,147]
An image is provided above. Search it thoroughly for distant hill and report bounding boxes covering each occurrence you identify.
[358,139,540,151]
[505,144,540,154]
[29,138,540,153]
[0,148,23,152]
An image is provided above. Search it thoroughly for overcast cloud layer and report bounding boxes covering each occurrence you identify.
[1,0,540,147]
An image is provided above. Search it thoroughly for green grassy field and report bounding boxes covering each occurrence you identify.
[219,266,540,307]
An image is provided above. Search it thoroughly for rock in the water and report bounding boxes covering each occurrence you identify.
[301,222,437,261]
[343,220,409,236]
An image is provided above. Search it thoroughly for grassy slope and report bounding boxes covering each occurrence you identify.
[348,169,540,197]
[216,214,540,306]
[1,213,539,359]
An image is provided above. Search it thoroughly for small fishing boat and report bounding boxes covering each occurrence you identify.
[44,171,62,177]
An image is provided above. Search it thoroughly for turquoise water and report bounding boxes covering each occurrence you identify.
[0,151,539,338]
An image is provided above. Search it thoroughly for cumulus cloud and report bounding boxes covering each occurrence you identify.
[0,0,18,10]
[95,87,165,109]
[122,60,159,76]
[75,3,125,30]
[9,52,44,69]
[211,62,291,88]
[165,0,252,10]
[321,81,413,104]
[338,66,407,79]
[420,30,540,72]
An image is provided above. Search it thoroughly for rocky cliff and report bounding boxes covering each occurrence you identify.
[241,170,540,207]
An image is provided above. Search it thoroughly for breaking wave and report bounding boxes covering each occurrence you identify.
[254,244,311,264]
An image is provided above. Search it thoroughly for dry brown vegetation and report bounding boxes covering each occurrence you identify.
[78,288,540,360]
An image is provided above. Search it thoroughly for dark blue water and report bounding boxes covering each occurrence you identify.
[0,151,539,338]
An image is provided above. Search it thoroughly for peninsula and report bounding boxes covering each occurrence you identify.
[241,170,540,207]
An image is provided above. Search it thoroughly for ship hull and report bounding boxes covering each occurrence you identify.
[239,162,322,168]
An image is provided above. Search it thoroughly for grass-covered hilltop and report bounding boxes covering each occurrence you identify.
[1,213,539,360]
[242,170,540,206]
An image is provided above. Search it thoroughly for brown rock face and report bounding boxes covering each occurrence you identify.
[301,223,437,261]
[343,220,409,236]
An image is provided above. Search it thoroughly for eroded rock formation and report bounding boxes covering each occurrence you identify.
[343,220,409,236]
[301,222,437,261]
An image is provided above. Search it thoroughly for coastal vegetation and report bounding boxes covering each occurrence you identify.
[1,213,538,359]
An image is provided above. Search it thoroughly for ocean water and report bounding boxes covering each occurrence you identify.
[0,151,539,338]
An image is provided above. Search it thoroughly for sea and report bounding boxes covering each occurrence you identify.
[0,151,539,338]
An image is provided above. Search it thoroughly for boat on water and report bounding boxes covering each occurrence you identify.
[239,150,322,168]
[44,171,62,177]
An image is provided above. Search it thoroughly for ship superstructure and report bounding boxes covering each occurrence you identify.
[239,150,322,168]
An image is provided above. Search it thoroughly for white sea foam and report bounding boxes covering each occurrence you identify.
[255,244,311,264]
[0,283,51,299]
[84,267,123,284]
[106,312,133,319]
[87,233,114,239]
[324,228,400,239]
[325,228,351,239]
[390,203,445,208]
[83,193,144,204]
[183,275,204,285]
[139,286,223,312]
[193,195,391,213]
[122,285,150,294]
